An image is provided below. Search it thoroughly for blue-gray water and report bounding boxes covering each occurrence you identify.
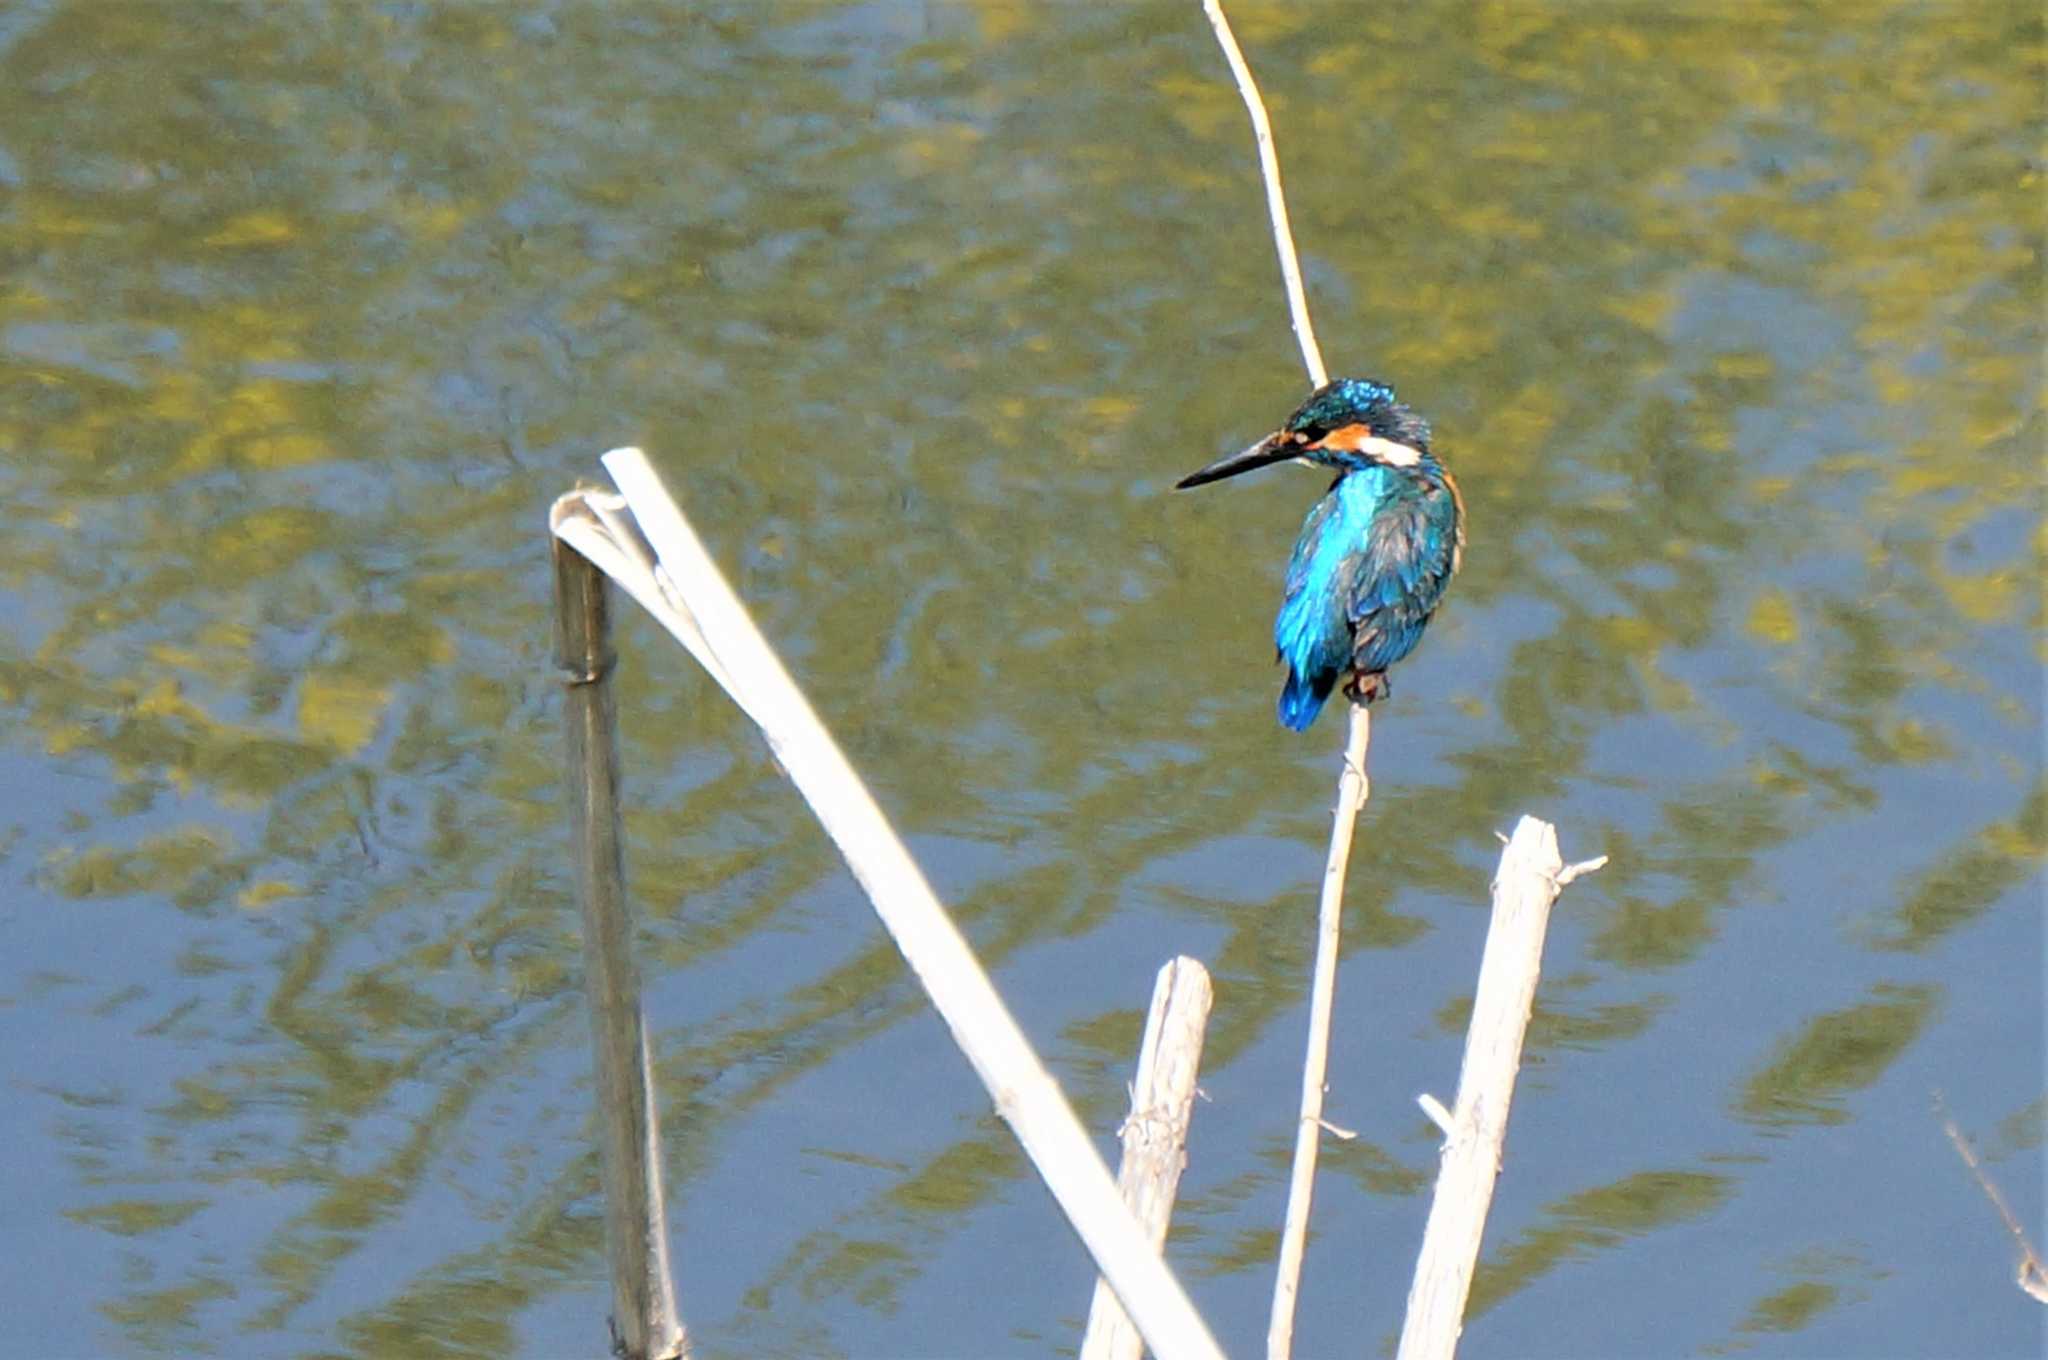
[0,3,2040,1357]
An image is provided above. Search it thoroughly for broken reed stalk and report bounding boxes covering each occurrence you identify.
[551,537,690,1360]
[1396,817,1605,1360]
[1198,3,1368,1356]
[1080,957,1217,1360]
[556,452,1227,1360]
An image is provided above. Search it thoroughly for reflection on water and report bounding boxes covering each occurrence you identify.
[0,2,2038,1356]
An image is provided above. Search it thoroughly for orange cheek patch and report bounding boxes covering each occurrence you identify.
[1304,423,1373,453]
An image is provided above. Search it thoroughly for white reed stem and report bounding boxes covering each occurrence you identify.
[1198,5,1358,1353]
[1202,0,1329,388]
[1266,704,1370,1359]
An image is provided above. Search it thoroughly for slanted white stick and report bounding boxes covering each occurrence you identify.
[1396,817,1606,1360]
[1081,957,1217,1360]
[568,449,1225,1360]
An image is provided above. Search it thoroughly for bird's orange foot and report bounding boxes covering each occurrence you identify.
[1345,671,1390,706]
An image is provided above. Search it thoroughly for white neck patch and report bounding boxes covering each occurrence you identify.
[1356,435,1422,468]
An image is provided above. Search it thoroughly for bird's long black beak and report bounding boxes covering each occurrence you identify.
[1174,432,1294,490]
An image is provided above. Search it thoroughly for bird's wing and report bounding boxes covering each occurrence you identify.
[1282,488,1341,599]
[1276,486,1357,682]
[1346,479,1460,623]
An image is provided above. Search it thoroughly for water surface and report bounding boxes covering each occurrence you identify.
[0,3,2040,1357]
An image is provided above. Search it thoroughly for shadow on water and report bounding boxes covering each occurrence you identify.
[0,2,2038,1356]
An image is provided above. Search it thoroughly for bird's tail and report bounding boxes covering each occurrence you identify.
[1277,667,1336,731]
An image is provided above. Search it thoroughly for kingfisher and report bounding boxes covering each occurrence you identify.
[1176,378,1464,731]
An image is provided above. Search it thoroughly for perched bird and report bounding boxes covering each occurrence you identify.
[1176,378,1464,731]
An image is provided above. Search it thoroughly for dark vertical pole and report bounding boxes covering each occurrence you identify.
[553,537,688,1360]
